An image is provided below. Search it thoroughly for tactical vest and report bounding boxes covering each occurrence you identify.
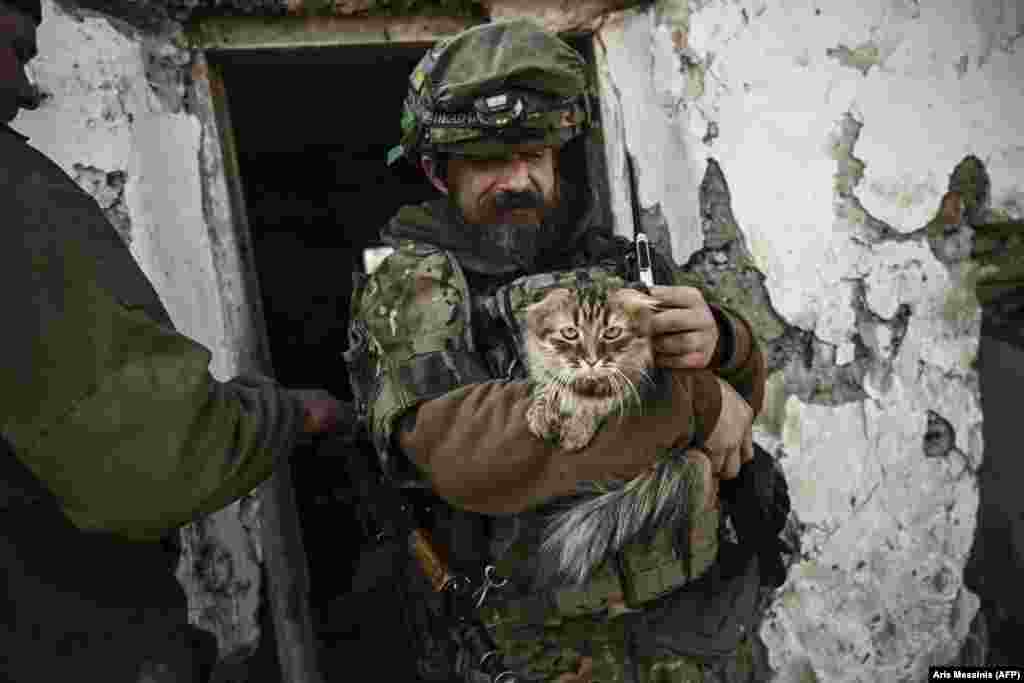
[344,240,761,660]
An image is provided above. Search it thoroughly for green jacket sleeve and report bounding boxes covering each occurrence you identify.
[1,151,305,541]
[14,319,306,542]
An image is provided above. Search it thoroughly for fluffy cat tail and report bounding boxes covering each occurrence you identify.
[537,456,697,587]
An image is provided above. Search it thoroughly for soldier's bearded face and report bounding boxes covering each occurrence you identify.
[444,144,561,227]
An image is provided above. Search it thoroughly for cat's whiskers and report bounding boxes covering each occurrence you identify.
[611,372,629,420]
[553,369,576,413]
[611,367,642,413]
[604,370,621,417]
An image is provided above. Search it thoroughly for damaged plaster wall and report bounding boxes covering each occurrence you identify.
[13,0,1021,678]
[594,0,1022,680]
[12,0,265,658]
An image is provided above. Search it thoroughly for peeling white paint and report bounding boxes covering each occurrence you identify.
[132,112,230,371]
[591,0,1010,679]
[635,0,1004,679]
[595,8,704,263]
[15,1,226,363]
[772,372,980,680]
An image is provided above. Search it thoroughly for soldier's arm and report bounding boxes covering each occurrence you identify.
[1,185,308,541]
[355,246,724,514]
[397,371,721,514]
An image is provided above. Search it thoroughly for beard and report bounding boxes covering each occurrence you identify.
[453,177,576,273]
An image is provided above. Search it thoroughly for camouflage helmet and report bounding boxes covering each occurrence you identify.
[387,18,593,166]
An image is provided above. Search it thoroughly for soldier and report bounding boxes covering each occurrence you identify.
[0,1,347,680]
[347,19,783,683]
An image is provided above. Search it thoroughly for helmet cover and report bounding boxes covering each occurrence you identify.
[389,18,592,165]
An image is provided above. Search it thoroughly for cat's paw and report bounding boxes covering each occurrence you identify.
[559,418,598,452]
[526,397,555,442]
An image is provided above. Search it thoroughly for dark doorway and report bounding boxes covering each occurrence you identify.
[213,33,604,681]
[218,43,436,403]
[215,43,436,682]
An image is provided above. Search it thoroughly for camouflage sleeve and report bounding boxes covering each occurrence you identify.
[349,241,492,478]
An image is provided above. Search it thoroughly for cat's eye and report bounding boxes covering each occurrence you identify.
[603,327,623,340]
[561,327,579,340]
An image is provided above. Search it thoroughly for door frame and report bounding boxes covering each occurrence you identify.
[185,14,622,682]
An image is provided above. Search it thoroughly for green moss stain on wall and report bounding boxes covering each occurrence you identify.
[826,41,883,76]
[830,113,866,197]
[948,155,990,222]
[941,261,982,334]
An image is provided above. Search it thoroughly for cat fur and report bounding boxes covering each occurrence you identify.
[522,286,700,586]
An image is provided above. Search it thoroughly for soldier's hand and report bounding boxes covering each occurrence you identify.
[649,285,719,369]
[701,378,754,480]
[292,389,352,435]
[553,656,593,683]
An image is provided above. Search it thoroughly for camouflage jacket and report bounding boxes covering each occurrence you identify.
[348,198,765,484]
[346,198,769,680]
[345,198,770,679]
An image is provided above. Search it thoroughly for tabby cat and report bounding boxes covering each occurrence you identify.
[524,285,659,451]
[523,285,703,586]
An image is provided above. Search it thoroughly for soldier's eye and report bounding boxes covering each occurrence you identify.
[561,327,579,340]
[603,327,622,340]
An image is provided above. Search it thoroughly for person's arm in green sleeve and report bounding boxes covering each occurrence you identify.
[7,293,310,541]
[2,211,344,542]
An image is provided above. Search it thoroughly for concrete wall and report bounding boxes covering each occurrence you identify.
[13,0,1024,679]
[12,1,266,656]
[586,1,1021,680]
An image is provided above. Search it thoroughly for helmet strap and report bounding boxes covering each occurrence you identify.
[420,154,450,195]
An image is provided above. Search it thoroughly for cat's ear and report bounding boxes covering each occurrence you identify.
[526,288,571,332]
